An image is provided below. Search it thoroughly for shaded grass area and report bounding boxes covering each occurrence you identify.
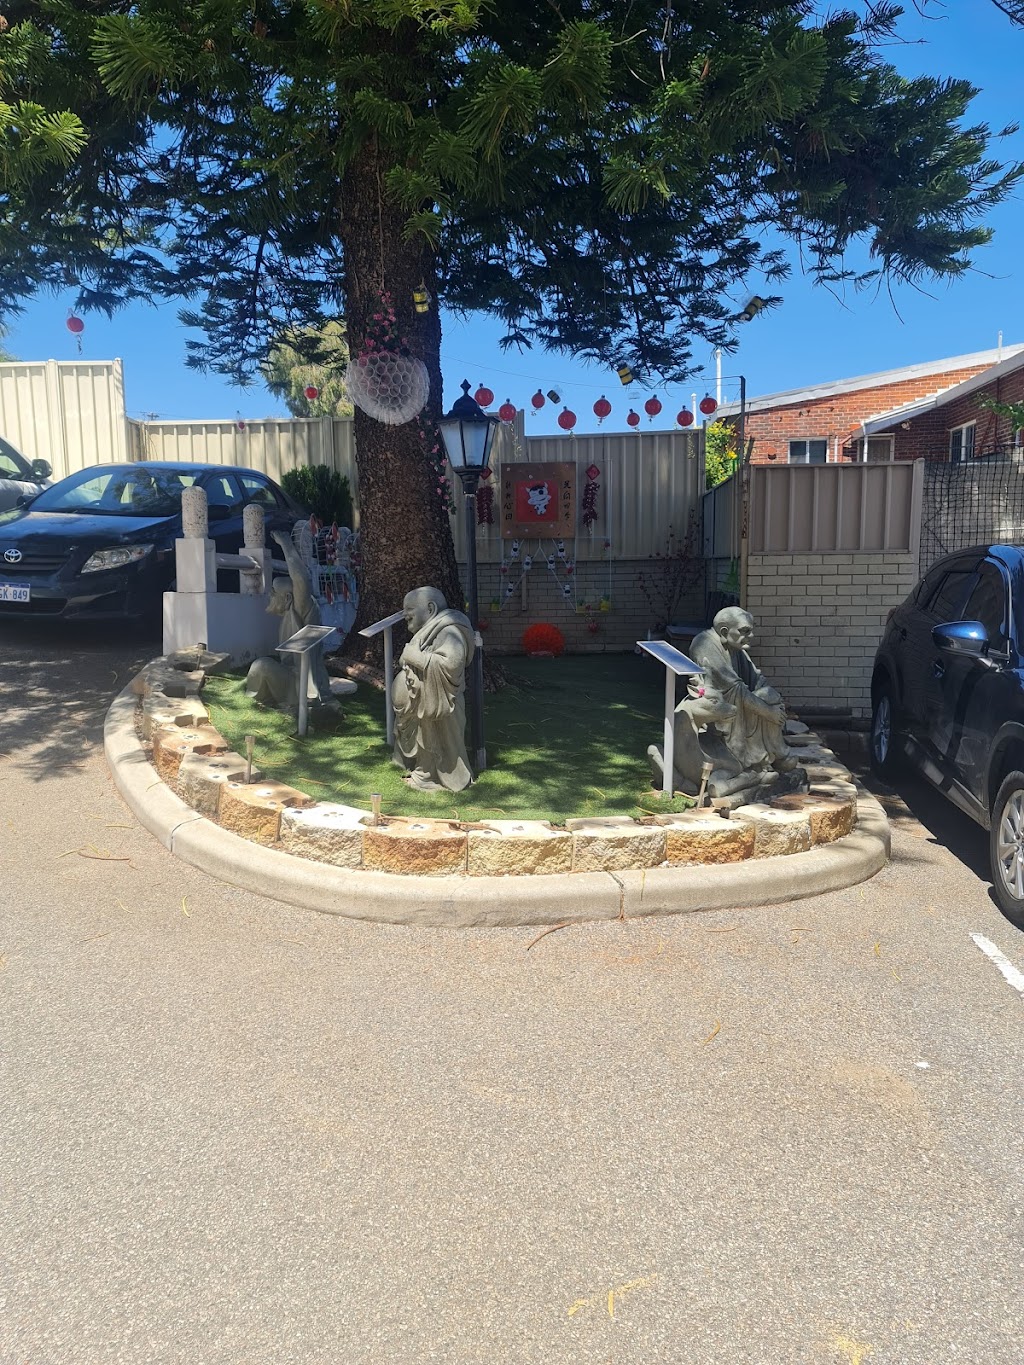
[203,654,690,824]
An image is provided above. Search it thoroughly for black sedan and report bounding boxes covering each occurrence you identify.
[0,462,307,622]
[870,543,1024,925]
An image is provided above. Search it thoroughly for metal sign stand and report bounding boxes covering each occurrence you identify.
[276,624,338,737]
[359,609,405,747]
[636,640,704,796]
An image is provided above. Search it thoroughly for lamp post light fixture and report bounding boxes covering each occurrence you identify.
[439,379,500,774]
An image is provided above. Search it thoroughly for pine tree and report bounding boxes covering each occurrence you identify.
[262,320,353,419]
[0,1,1021,618]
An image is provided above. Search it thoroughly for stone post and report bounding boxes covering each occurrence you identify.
[241,503,271,596]
[243,503,265,549]
[182,485,209,539]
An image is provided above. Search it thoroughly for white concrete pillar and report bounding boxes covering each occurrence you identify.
[182,485,209,539]
[243,503,265,549]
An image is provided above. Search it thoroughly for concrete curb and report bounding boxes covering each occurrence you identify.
[104,682,891,928]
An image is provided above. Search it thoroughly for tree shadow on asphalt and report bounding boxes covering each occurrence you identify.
[0,618,158,782]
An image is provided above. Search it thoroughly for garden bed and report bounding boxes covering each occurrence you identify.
[202,654,690,825]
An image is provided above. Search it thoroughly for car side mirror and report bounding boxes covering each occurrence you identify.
[15,493,34,508]
[207,504,232,522]
[932,620,989,656]
[30,458,52,480]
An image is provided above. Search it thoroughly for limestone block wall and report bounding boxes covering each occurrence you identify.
[469,559,706,654]
[744,552,919,718]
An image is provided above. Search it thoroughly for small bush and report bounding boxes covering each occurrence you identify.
[282,464,354,526]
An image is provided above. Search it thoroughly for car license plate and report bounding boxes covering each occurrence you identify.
[0,583,30,603]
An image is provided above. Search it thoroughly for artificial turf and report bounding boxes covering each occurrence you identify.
[201,653,693,825]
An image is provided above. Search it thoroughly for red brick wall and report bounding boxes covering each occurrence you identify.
[743,361,1000,464]
[889,365,1024,461]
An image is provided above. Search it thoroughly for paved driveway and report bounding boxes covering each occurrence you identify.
[1,621,1022,1364]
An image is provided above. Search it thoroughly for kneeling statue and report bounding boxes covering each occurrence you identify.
[392,587,475,792]
[245,529,332,712]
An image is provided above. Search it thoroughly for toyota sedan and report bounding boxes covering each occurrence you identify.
[0,461,306,622]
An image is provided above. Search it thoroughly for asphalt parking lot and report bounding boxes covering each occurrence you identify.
[1,619,1022,1364]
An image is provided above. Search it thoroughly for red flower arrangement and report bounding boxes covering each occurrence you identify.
[522,623,566,657]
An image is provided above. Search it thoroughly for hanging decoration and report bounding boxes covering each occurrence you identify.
[66,312,85,353]
[474,385,494,408]
[644,396,663,421]
[546,389,561,404]
[617,364,633,386]
[498,399,517,424]
[476,481,494,526]
[626,408,641,429]
[677,408,694,427]
[412,283,431,314]
[530,389,546,412]
[557,406,577,433]
[699,395,718,415]
[593,395,612,424]
[344,291,429,425]
[303,385,319,401]
[581,463,600,529]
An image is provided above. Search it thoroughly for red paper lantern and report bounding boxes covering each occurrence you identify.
[531,390,545,410]
[66,314,85,335]
[498,399,517,424]
[303,385,319,400]
[644,396,662,420]
[557,406,577,432]
[626,408,640,428]
[474,385,494,407]
[677,408,694,427]
[593,395,612,424]
[699,395,718,415]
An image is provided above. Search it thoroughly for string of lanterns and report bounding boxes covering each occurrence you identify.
[482,383,718,430]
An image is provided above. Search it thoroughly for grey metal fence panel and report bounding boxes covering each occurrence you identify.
[0,359,128,477]
[749,461,922,554]
[701,475,739,559]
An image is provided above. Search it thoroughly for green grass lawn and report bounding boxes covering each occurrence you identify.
[202,654,690,825]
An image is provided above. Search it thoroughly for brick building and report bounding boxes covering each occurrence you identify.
[859,346,1024,462]
[717,343,1024,465]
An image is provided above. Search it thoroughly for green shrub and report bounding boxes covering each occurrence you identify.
[704,419,738,490]
[282,464,354,526]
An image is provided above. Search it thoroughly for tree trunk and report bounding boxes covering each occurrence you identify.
[339,137,462,634]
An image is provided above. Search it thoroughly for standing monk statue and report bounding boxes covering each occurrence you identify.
[245,529,333,711]
[688,607,799,778]
[392,587,475,792]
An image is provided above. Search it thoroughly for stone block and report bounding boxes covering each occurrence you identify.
[280,802,370,868]
[141,693,210,739]
[152,723,228,783]
[218,779,314,846]
[164,646,232,675]
[564,815,638,831]
[143,664,205,698]
[571,823,666,872]
[732,802,812,857]
[177,750,257,815]
[809,777,859,807]
[362,819,468,876]
[768,792,857,844]
[656,809,755,865]
[467,821,573,877]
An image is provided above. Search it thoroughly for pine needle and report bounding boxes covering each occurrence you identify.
[701,1020,722,1046]
[181,897,191,917]
[526,921,572,951]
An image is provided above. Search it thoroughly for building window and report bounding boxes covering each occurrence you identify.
[862,435,894,463]
[949,422,976,464]
[788,439,828,464]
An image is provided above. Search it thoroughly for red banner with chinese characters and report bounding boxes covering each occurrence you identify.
[500,461,577,539]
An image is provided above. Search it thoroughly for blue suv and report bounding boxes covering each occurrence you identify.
[871,544,1024,925]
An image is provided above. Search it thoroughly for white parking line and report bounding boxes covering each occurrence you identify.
[970,934,1024,998]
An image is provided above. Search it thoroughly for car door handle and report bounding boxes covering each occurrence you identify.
[897,627,907,641]
[931,659,945,680]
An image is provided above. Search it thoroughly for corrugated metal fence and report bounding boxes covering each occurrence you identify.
[127,416,358,489]
[0,360,129,476]
[748,461,923,554]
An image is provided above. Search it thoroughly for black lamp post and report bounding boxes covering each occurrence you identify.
[439,379,499,774]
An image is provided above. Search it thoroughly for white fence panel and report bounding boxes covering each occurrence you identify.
[0,359,128,478]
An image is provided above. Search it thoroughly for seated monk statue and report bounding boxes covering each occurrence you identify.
[392,587,475,792]
[244,529,333,712]
[688,606,799,778]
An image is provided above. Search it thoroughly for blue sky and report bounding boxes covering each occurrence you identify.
[6,2,1023,434]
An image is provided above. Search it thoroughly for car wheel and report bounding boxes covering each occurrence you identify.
[870,682,902,780]
[990,770,1024,927]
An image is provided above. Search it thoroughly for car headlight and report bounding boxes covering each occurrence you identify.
[81,544,154,574]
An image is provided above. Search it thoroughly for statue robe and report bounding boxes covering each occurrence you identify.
[392,609,475,791]
[688,627,793,773]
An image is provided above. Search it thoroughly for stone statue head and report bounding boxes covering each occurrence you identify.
[268,576,294,617]
[402,586,447,636]
[713,606,755,654]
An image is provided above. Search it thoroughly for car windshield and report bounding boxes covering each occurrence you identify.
[30,467,198,517]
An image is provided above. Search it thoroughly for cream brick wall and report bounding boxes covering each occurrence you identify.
[745,552,919,717]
